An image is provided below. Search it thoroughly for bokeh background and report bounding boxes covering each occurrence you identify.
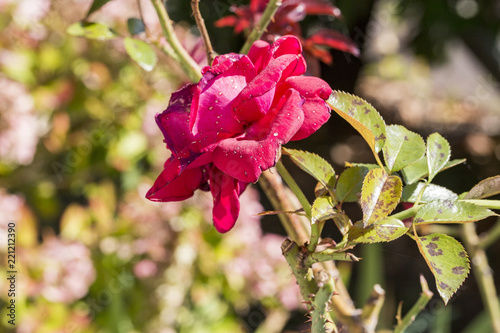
[0,0,499,332]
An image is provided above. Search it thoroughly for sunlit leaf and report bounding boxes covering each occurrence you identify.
[67,22,118,40]
[427,133,451,181]
[382,125,425,173]
[402,158,465,185]
[124,37,157,72]
[257,209,304,216]
[415,233,469,304]
[336,166,370,203]
[311,196,336,224]
[360,168,402,226]
[414,200,496,224]
[465,176,500,199]
[127,18,146,35]
[327,91,386,156]
[401,183,458,203]
[348,217,408,244]
[283,148,336,191]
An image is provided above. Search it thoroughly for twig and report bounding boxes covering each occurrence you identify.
[479,217,500,249]
[239,0,282,54]
[305,249,359,267]
[462,223,500,332]
[311,270,337,333]
[394,275,433,333]
[361,284,385,332]
[150,0,202,82]
[190,0,216,65]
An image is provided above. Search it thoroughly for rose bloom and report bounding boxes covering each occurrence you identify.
[147,35,332,232]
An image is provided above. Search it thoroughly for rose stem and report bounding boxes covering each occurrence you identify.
[239,0,283,54]
[462,223,500,332]
[394,275,433,333]
[190,0,217,65]
[151,0,202,82]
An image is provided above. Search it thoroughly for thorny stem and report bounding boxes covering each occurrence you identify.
[462,223,500,332]
[311,270,337,333]
[151,0,202,82]
[239,0,282,54]
[394,275,433,333]
[190,0,217,65]
[305,249,359,267]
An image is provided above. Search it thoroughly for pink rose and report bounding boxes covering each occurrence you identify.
[146,35,332,232]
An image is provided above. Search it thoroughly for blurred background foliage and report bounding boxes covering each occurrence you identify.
[0,0,499,332]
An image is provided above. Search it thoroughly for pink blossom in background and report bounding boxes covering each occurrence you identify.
[147,35,332,233]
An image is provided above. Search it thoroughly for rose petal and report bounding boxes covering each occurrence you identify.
[247,40,271,72]
[269,36,306,76]
[213,89,304,182]
[146,157,208,202]
[190,55,255,140]
[210,167,245,233]
[276,76,332,140]
[156,84,196,154]
[233,54,305,123]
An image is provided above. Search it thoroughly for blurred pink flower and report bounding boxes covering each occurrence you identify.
[0,75,46,165]
[147,36,332,233]
[35,238,96,303]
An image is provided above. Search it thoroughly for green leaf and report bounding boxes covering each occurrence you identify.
[414,200,496,224]
[360,168,402,226]
[124,37,157,72]
[401,183,458,203]
[465,175,500,199]
[67,22,118,40]
[127,18,146,35]
[415,233,469,304]
[327,91,386,156]
[311,196,336,224]
[348,218,408,244]
[427,133,451,181]
[336,166,371,203]
[86,0,112,18]
[283,148,336,191]
[382,125,425,173]
[402,158,465,185]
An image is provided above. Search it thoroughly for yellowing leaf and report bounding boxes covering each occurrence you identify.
[415,233,469,304]
[413,200,496,224]
[465,176,500,199]
[327,91,386,157]
[360,168,402,226]
[348,218,407,244]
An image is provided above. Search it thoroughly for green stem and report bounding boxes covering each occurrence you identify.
[305,249,359,267]
[281,239,317,301]
[311,270,337,333]
[462,223,500,332]
[389,204,422,221]
[239,0,282,54]
[276,160,312,217]
[151,0,202,83]
[460,199,500,210]
[479,218,500,249]
[394,275,433,333]
[360,284,385,332]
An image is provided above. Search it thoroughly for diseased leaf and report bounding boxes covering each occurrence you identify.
[336,166,370,203]
[67,22,118,40]
[415,233,470,304]
[127,18,146,35]
[360,168,402,226]
[401,183,458,203]
[427,133,451,181]
[124,37,157,72]
[348,218,408,244]
[383,125,425,173]
[465,176,500,199]
[327,91,386,156]
[283,148,336,192]
[86,0,112,18]
[414,200,496,224]
[311,196,336,224]
[402,158,466,185]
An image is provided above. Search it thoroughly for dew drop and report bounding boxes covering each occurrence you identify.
[273,132,278,137]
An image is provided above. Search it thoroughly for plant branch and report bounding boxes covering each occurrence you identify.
[151,0,202,82]
[190,0,216,65]
[479,218,500,249]
[462,223,500,332]
[311,270,337,333]
[305,249,359,267]
[460,199,500,210]
[394,275,433,333]
[239,0,282,54]
[361,284,385,332]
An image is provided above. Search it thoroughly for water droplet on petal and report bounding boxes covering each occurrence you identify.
[273,132,278,137]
